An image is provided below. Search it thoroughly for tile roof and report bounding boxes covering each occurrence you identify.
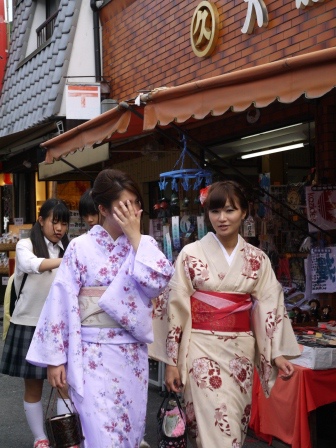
[0,0,80,137]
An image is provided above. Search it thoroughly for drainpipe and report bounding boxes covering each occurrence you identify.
[90,1,102,83]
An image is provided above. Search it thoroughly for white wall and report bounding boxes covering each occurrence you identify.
[25,0,45,56]
[58,1,100,116]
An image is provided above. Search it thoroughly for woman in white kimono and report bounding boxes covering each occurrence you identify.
[27,169,174,448]
[150,180,300,448]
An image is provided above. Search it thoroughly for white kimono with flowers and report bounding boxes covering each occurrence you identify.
[150,233,300,448]
[27,225,173,448]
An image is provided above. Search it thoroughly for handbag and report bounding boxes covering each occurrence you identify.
[45,388,85,448]
[157,391,187,448]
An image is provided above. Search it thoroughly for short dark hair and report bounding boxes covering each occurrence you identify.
[79,189,98,218]
[91,168,143,210]
[203,180,248,215]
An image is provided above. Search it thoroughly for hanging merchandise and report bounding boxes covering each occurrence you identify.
[158,135,212,194]
[310,247,336,293]
[171,216,181,250]
[243,203,256,237]
[258,173,271,218]
[306,185,336,232]
[197,215,206,240]
[163,225,173,262]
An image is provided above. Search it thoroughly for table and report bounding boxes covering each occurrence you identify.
[249,365,336,448]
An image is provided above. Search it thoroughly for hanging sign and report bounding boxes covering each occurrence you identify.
[305,186,336,233]
[171,216,181,250]
[310,247,336,293]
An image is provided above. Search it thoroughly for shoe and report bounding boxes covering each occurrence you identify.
[33,440,50,448]
[140,439,151,448]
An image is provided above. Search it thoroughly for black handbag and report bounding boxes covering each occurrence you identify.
[157,391,187,448]
[45,388,85,448]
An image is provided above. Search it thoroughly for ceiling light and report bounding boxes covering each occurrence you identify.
[241,123,303,140]
[241,143,305,159]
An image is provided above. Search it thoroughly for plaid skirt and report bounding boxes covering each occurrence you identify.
[0,322,47,379]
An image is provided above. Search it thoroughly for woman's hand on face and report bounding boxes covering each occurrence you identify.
[274,355,295,380]
[113,200,142,249]
[47,365,67,389]
[165,365,183,393]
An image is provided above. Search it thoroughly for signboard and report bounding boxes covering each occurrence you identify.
[66,84,101,119]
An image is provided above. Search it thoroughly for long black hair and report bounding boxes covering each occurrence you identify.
[30,198,70,258]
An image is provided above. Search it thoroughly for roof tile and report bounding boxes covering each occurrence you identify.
[0,0,79,137]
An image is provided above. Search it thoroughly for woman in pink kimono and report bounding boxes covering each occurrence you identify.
[150,180,300,448]
[27,169,174,448]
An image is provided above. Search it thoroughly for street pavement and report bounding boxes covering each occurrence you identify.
[0,308,274,448]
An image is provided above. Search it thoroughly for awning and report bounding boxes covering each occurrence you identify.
[43,105,146,163]
[38,143,109,180]
[41,47,336,162]
[141,46,336,129]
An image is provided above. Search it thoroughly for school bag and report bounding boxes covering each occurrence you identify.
[2,273,28,340]
[9,272,28,315]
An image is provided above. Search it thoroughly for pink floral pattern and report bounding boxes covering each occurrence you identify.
[229,354,253,394]
[27,225,173,446]
[166,325,182,364]
[265,308,283,338]
[185,401,198,439]
[184,254,210,289]
[241,404,251,434]
[241,241,265,280]
[189,357,222,391]
[258,354,273,393]
[154,232,300,446]
[214,403,231,435]
[152,287,170,320]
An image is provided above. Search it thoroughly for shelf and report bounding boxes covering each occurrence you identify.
[0,243,17,251]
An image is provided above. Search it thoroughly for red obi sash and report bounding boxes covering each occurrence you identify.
[191,290,252,332]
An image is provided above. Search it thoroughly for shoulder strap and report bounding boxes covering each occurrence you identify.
[18,273,28,298]
[9,273,28,315]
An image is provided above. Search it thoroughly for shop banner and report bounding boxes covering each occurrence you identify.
[310,247,336,293]
[305,186,336,232]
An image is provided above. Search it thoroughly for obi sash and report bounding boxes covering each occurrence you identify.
[191,290,252,332]
[79,286,121,328]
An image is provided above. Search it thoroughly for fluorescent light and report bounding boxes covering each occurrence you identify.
[241,143,305,159]
[241,123,303,140]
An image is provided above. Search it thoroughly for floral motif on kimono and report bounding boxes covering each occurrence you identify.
[27,226,173,398]
[150,232,300,397]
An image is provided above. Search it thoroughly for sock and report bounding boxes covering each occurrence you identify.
[57,397,73,415]
[23,400,47,442]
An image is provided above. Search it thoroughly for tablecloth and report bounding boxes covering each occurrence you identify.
[249,365,336,448]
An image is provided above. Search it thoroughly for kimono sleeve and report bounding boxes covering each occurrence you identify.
[251,254,301,396]
[150,248,194,388]
[130,235,174,298]
[26,241,83,371]
[98,236,173,344]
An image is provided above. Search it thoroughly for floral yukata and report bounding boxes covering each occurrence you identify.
[27,225,173,448]
[150,233,300,448]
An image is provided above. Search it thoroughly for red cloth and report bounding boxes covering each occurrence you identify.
[249,365,336,448]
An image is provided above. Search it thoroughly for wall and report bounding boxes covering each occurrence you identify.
[101,0,336,101]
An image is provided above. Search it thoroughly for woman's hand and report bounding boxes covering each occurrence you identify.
[165,365,183,392]
[113,199,142,251]
[47,365,67,389]
[274,355,295,380]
